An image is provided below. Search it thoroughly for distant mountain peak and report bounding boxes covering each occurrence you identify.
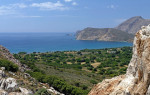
[130,16,143,19]
[115,16,150,34]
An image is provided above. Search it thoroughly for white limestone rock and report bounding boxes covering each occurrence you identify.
[5,78,18,91]
[19,87,33,95]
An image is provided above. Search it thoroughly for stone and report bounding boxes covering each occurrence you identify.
[89,24,150,95]
[19,87,33,95]
[0,68,18,93]
[5,78,18,91]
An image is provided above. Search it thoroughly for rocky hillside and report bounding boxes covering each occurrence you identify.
[76,28,134,42]
[115,16,150,34]
[0,45,29,72]
[0,45,64,95]
[88,24,150,95]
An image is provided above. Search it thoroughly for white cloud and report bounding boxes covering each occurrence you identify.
[0,3,27,9]
[31,1,69,11]
[72,2,78,6]
[0,3,27,15]
[64,0,72,2]
[11,3,27,8]
[107,5,116,9]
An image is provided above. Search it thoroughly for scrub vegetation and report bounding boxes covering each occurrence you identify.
[14,47,132,94]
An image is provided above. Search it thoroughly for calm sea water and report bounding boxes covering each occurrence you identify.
[0,32,133,53]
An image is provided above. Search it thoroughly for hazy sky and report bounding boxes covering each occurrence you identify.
[0,0,149,32]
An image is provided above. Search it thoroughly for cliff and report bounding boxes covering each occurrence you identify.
[76,28,134,42]
[115,16,150,34]
[89,24,150,95]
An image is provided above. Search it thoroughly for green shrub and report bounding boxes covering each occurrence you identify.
[90,79,97,84]
[28,71,87,95]
[0,59,18,72]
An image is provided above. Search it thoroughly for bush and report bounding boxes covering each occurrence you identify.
[28,71,87,95]
[0,59,18,72]
[90,79,97,84]
[81,85,88,90]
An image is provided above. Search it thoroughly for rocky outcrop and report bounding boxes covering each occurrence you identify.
[89,24,150,95]
[115,16,150,34]
[0,67,18,92]
[76,28,134,42]
[0,67,33,95]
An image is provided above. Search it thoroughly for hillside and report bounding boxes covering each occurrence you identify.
[76,28,134,42]
[89,24,150,95]
[0,45,64,95]
[115,16,150,34]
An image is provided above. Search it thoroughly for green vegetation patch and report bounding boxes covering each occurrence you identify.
[0,59,18,72]
[14,47,132,94]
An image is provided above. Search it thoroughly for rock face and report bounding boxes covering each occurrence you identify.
[76,28,134,42]
[89,24,150,95]
[115,16,150,34]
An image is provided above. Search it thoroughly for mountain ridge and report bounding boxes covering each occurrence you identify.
[76,28,134,42]
[76,16,150,42]
[115,16,150,34]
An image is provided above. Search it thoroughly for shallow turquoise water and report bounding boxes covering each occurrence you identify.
[0,32,133,53]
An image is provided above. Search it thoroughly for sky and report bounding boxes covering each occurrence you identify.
[0,0,150,33]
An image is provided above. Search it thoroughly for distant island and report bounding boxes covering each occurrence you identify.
[76,16,150,42]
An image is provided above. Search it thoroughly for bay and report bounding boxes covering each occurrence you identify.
[0,32,133,53]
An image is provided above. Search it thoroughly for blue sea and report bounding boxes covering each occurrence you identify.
[0,32,133,53]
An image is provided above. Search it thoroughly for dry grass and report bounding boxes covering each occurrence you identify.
[81,62,86,65]
[67,62,72,64]
[91,62,101,68]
